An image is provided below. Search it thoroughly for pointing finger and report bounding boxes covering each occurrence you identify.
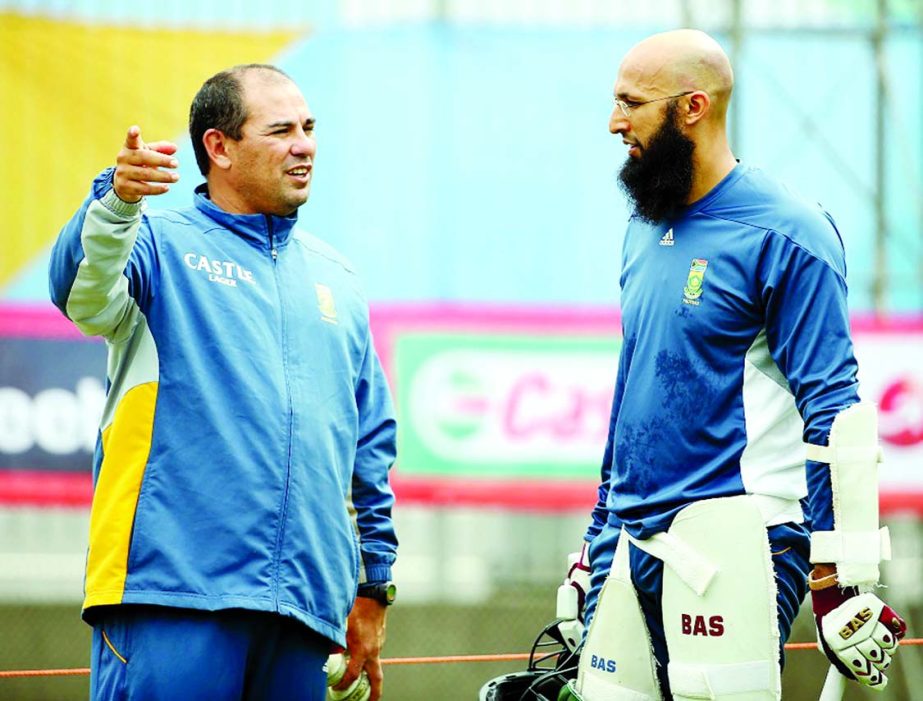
[125,125,144,150]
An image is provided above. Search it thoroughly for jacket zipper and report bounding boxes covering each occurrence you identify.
[266,214,294,607]
[268,215,278,261]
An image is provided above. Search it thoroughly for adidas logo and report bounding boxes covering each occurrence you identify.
[659,228,675,247]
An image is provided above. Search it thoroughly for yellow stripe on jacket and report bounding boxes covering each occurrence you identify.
[84,381,158,609]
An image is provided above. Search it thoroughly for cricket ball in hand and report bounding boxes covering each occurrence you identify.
[326,653,371,701]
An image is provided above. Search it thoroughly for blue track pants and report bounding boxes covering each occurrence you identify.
[89,606,329,701]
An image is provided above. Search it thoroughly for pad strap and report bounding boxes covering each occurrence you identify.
[625,531,717,597]
[805,443,883,464]
[749,494,804,527]
[582,683,657,701]
[810,527,892,565]
[669,660,775,699]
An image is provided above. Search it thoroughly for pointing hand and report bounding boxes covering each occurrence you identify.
[113,125,180,203]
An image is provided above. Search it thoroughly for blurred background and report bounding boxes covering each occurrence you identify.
[1,0,921,699]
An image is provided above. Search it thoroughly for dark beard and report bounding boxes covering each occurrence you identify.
[617,102,695,224]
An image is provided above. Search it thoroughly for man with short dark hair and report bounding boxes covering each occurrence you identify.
[49,64,397,701]
[562,30,906,700]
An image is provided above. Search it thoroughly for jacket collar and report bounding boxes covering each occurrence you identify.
[194,184,298,250]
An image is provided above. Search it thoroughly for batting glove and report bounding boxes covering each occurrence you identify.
[812,582,906,690]
[563,543,592,622]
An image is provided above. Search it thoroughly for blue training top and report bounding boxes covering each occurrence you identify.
[586,164,859,541]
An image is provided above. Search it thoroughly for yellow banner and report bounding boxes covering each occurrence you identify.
[0,12,301,288]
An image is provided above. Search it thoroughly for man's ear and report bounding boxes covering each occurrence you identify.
[202,128,233,171]
[684,91,711,126]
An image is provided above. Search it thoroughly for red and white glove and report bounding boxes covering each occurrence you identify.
[563,543,592,622]
[555,543,593,653]
[812,583,906,690]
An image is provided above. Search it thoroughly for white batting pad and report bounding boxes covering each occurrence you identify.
[577,534,662,700]
[660,497,782,701]
[806,403,889,586]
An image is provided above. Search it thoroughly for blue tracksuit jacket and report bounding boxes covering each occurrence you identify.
[49,169,397,647]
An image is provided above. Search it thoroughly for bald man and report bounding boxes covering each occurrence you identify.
[562,30,906,700]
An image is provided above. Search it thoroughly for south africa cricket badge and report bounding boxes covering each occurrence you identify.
[315,283,338,324]
[683,258,708,305]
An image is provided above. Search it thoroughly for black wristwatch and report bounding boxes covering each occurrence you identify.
[357,581,396,606]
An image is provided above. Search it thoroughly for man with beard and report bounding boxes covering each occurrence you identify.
[558,29,907,701]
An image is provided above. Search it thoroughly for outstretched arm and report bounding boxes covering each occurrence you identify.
[49,126,178,339]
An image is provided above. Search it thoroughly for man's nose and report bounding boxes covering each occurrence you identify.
[292,131,316,157]
[609,109,628,135]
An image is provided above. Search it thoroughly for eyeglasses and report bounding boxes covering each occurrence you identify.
[612,91,694,118]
